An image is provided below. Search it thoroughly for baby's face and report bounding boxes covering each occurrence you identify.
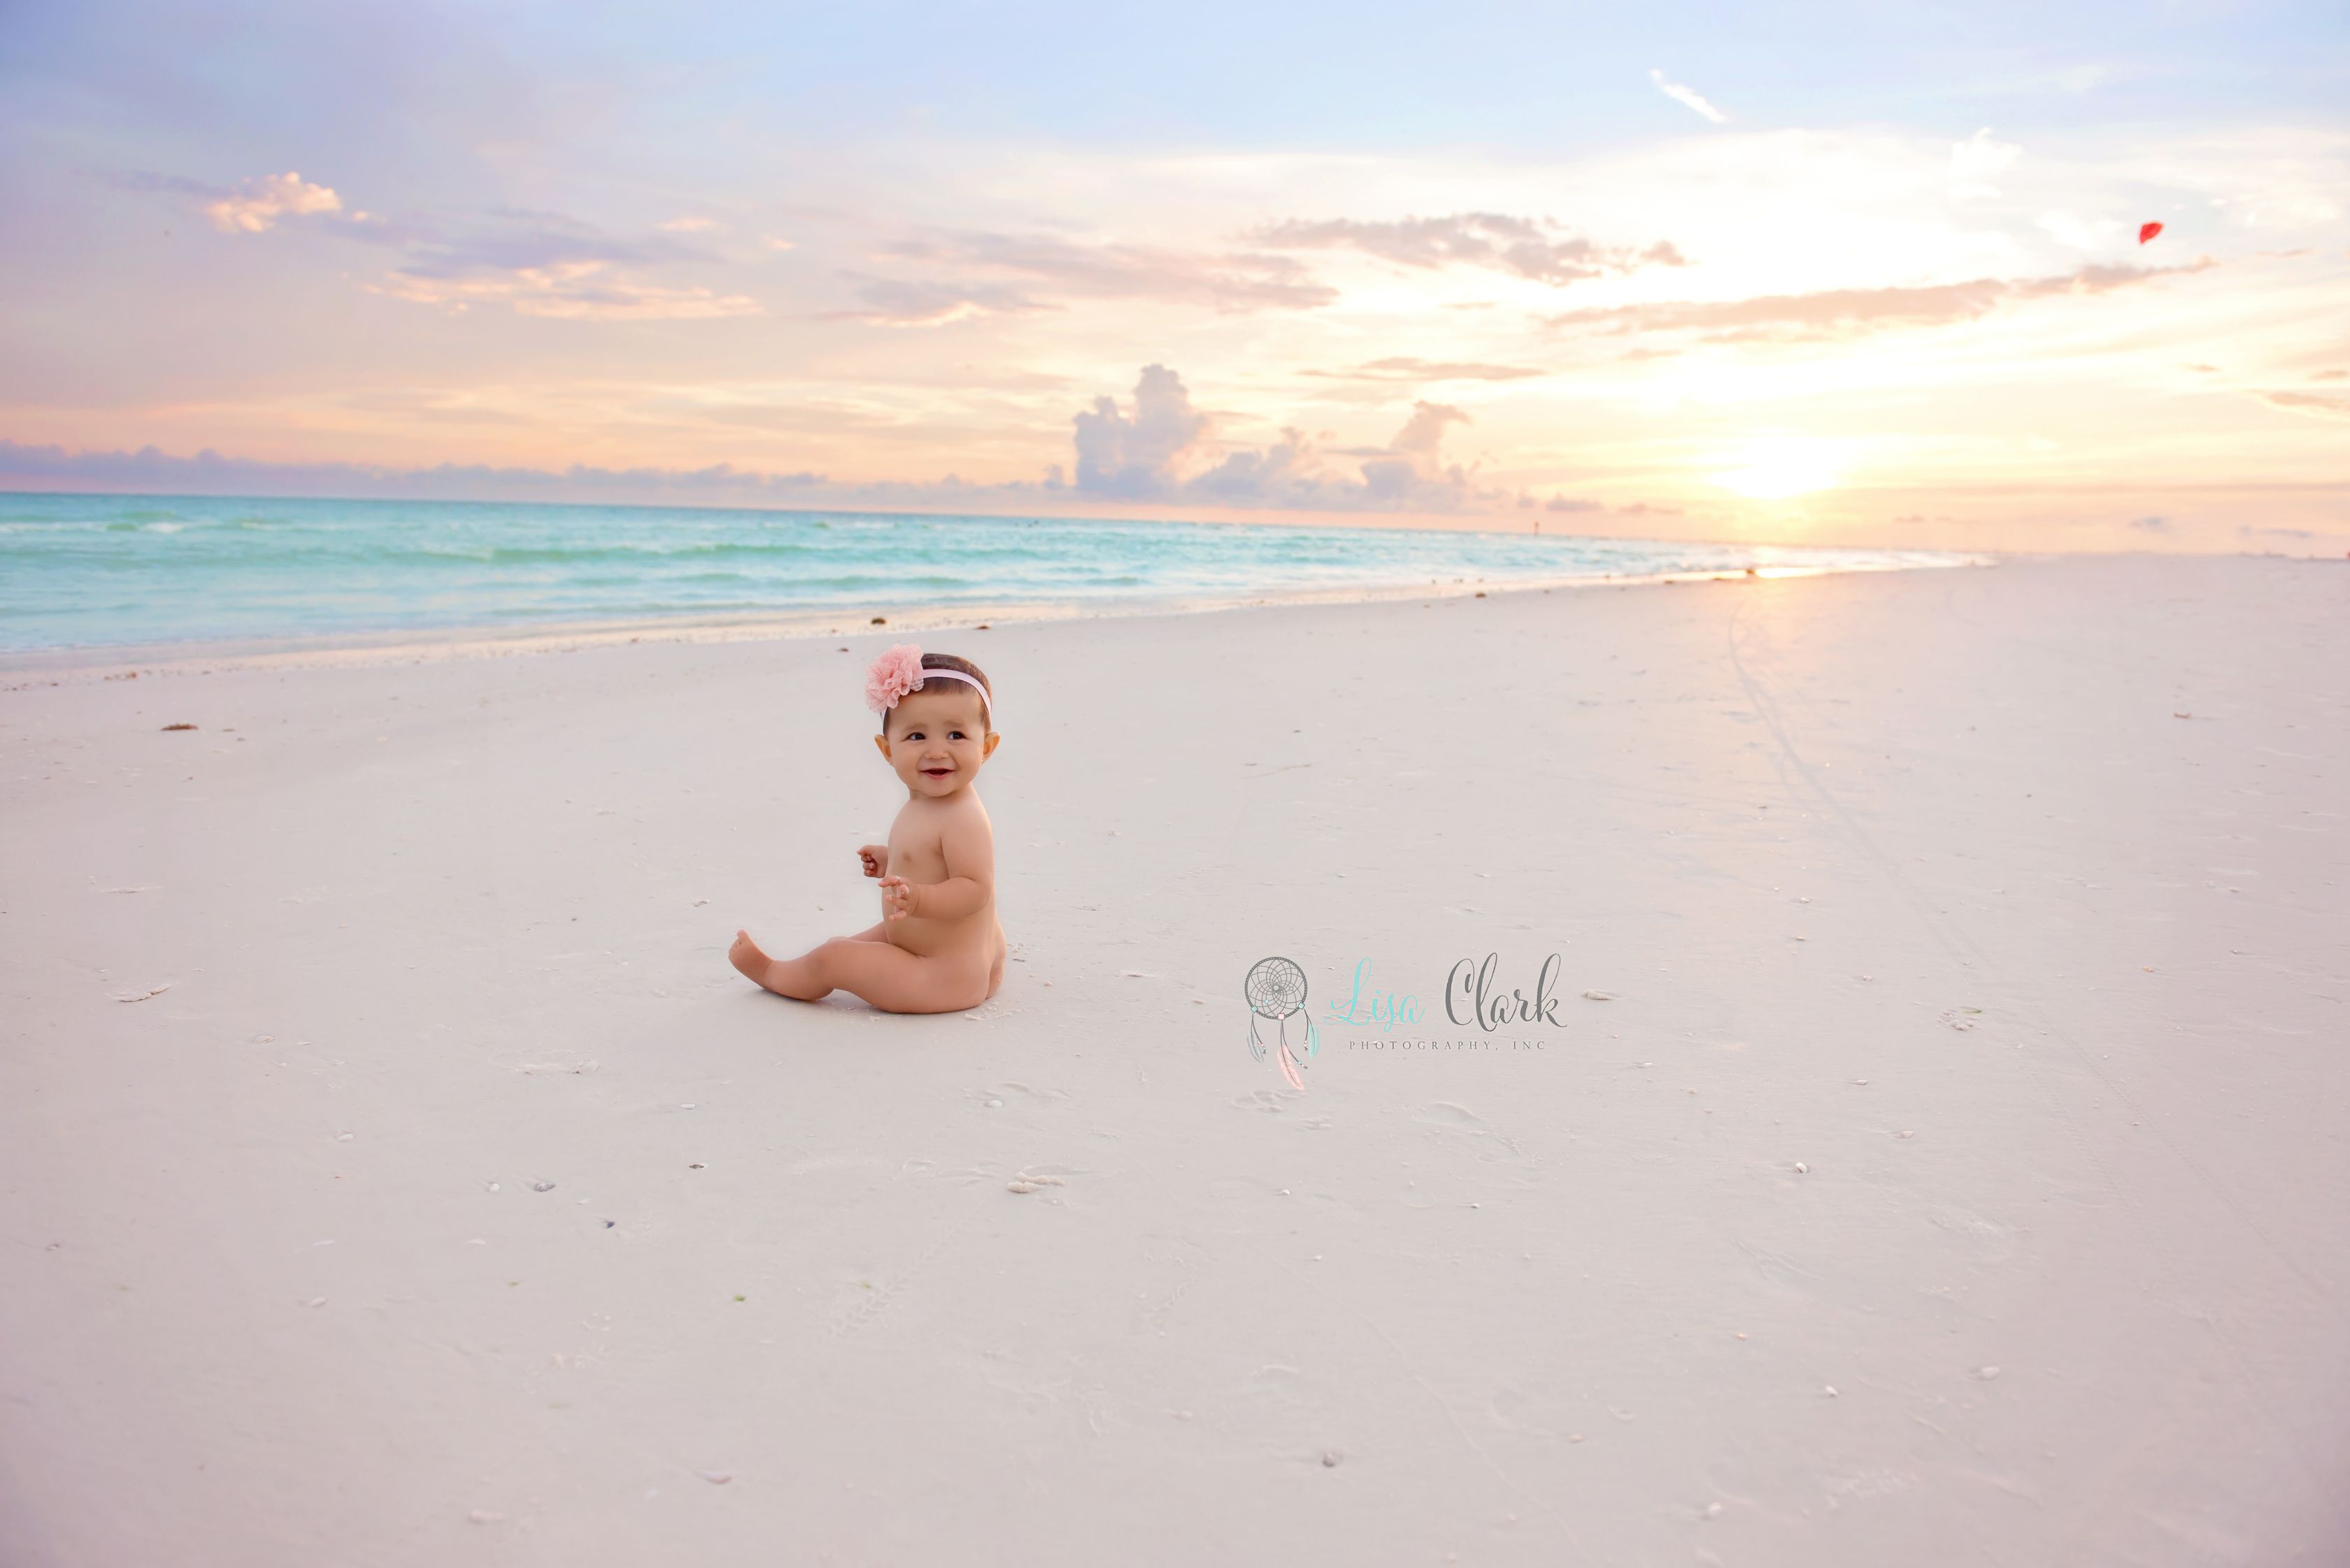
[876,687,998,797]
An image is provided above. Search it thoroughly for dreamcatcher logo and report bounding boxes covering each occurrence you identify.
[1244,956,1321,1090]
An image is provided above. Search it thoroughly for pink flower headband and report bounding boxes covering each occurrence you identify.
[864,643,991,720]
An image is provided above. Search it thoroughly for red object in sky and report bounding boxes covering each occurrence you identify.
[2139,221,2164,245]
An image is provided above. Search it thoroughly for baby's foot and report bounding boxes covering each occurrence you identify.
[729,929,773,985]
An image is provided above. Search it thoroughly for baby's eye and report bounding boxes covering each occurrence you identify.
[948,729,967,740]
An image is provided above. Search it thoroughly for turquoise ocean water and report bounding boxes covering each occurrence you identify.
[0,492,1968,653]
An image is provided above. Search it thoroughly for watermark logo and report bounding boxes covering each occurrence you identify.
[1244,956,1321,1090]
[1241,953,1565,1078]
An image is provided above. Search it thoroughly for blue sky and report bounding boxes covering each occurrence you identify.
[3,0,2344,549]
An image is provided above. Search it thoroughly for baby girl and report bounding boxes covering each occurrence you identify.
[728,645,1008,1013]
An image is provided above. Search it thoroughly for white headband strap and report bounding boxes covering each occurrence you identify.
[911,666,990,714]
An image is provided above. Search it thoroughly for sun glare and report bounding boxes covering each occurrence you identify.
[1713,436,1843,500]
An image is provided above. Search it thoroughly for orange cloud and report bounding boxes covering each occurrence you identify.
[1544,262,2216,343]
[205,171,346,234]
[371,260,760,321]
[1256,212,1684,286]
[1306,357,1548,382]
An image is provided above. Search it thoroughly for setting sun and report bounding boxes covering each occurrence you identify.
[1711,436,1844,500]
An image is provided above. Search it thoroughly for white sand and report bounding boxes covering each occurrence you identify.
[1,555,2343,1565]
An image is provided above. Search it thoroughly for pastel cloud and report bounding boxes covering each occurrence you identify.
[2254,389,2350,418]
[1544,262,2214,343]
[832,276,1053,327]
[1255,213,1685,286]
[1649,70,1728,124]
[204,171,349,234]
[371,261,761,322]
[1306,357,1548,382]
[860,230,1337,317]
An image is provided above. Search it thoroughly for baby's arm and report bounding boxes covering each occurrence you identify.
[858,842,890,878]
[878,811,995,921]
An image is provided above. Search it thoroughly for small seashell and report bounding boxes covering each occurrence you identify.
[1321,1451,1340,1467]
[1897,1130,1914,1139]
[1794,1162,1808,1174]
[532,1181,556,1192]
[701,1471,732,1485]
[1581,990,1616,1001]
[1008,1181,1039,1194]
[1824,1385,1838,1397]
[689,1162,706,1169]
[302,1297,327,1308]
[1979,1365,2001,1380]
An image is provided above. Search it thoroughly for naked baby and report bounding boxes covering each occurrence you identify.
[728,645,1007,1013]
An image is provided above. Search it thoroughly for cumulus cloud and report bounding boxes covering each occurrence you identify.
[1544,261,2214,343]
[1305,357,1548,382]
[1649,69,1728,124]
[1072,364,1211,495]
[1385,401,1468,458]
[1069,366,1495,511]
[1256,213,1685,287]
[204,171,350,234]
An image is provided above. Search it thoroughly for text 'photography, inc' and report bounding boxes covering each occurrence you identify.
[1243,951,1596,1085]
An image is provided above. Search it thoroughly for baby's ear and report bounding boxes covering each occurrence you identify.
[874,732,892,760]
[982,731,1002,761]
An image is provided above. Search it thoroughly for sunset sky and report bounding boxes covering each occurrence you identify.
[2,0,2344,552]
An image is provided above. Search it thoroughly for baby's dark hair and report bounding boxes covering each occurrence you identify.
[888,651,994,735]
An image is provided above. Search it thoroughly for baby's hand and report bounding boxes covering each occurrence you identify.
[878,874,918,922]
[857,843,890,878]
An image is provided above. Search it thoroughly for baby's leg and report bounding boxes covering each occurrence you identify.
[986,923,1006,999]
[729,929,987,1014]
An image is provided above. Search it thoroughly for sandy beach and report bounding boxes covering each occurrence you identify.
[1,553,2343,1566]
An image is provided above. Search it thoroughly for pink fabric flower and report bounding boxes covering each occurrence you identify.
[864,643,927,714]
